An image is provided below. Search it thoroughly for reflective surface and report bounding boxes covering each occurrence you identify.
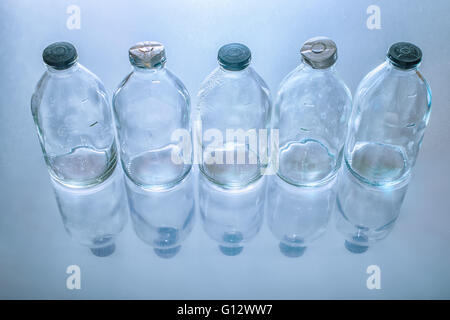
[1,0,450,299]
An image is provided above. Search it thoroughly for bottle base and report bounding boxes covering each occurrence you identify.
[344,235,369,254]
[219,231,244,256]
[154,246,181,258]
[219,245,244,256]
[279,242,307,257]
[90,243,116,257]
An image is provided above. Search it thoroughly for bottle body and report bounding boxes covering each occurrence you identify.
[338,54,431,252]
[197,66,272,188]
[113,66,192,190]
[31,63,117,187]
[275,63,352,186]
[345,60,431,186]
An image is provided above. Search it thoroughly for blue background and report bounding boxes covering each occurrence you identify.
[0,0,449,299]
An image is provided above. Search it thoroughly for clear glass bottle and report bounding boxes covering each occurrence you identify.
[197,43,271,255]
[31,42,117,188]
[275,37,352,187]
[337,42,432,253]
[267,37,351,256]
[197,43,272,188]
[113,41,192,190]
[31,42,127,256]
[113,41,194,257]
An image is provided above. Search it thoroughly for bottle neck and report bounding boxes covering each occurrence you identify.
[46,62,80,76]
[386,58,419,74]
[218,65,251,76]
[132,64,166,74]
[301,60,336,72]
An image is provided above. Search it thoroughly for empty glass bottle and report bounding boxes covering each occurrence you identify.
[337,42,432,253]
[275,37,352,186]
[113,41,192,190]
[31,42,117,187]
[113,41,194,257]
[267,37,351,256]
[197,43,272,189]
[197,43,271,255]
[31,42,127,256]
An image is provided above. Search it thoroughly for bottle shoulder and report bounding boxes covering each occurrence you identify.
[352,63,432,131]
[197,67,272,106]
[32,64,109,115]
[113,68,190,109]
[275,64,352,109]
[355,62,431,104]
[278,64,350,94]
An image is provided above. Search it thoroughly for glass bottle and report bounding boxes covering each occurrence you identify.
[337,42,432,253]
[197,43,271,254]
[268,37,352,256]
[113,41,194,257]
[197,43,272,188]
[113,41,192,190]
[31,42,117,188]
[31,42,127,256]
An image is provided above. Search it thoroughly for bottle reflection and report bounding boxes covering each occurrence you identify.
[336,163,409,253]
[51,167,129,257]
[125,171,195,258]
[199,174,266,256]
[266,175,336,257]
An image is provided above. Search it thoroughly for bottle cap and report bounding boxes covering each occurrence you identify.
[43,42,78,70]
[129,41,166,69]
[387,42,422,69]
[300,37,337,69]
[218,43,251,71]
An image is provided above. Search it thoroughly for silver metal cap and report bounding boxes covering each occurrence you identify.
[129,41,166,69]
[300,37,337,69]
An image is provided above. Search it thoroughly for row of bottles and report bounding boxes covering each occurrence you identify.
[31,38,431,257]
